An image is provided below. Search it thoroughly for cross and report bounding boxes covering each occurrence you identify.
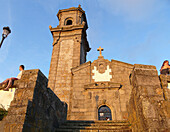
[97,46,104,56]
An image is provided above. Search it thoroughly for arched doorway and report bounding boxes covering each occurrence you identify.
[98,105,112,120]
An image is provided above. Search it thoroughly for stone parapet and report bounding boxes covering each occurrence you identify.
[128,64,169,132]
[0,69,67,132]
[160,74,170,101]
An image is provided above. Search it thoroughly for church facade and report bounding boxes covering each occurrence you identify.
[47,5,170,126]
[0,5,169,132]
[48,6,133,121]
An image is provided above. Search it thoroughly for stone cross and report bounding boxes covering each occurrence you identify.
[97,46,104,56]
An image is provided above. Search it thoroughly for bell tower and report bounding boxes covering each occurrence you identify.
[48,5,90,106]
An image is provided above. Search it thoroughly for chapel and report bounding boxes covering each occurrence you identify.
[0,5,169,132]
[48,5,137,121]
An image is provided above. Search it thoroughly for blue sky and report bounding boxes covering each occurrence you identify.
[0,0,170,81]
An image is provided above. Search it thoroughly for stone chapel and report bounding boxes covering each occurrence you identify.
[0,5,169,132]
[47,3,169,125]
[48,5,133,121]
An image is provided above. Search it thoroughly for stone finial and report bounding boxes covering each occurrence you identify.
[49,25,52,29]
[97,46,104,56]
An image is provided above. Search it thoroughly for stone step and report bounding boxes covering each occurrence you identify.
[64,120,128,123]
[59,125,130,129]
[56,128,132,132]
[62,121,130,127]
[62,122,130,127]
[56,120,132,132]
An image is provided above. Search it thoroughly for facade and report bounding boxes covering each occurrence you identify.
[48,5,134,121]
[69,54,134,120]
[48,5,168,123]
[0,5,169,132]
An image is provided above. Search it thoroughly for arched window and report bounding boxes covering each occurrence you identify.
[66,19,72,25]
[98,105,112,120]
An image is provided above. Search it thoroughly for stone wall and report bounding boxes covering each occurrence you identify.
[69,62,91,120]
[160,74,170,101]
[48,6,90,113]
[0,87,17,110]
[0,69,67,132]
[128,64,170,132]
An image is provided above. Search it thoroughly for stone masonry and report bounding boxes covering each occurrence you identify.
[0,5,169,132]
[69,55,134,120]
[48,6,90,112]
[0,69,67,132]
[160,74,170,101]
[47,6,169,131]
[128,64,170,131]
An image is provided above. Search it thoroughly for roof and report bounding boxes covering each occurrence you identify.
[57,5,85,18]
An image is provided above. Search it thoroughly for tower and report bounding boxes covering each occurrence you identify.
[48,5,90,106]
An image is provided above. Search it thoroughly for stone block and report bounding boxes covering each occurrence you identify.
[0,69,67,131]
[128,65,169,132]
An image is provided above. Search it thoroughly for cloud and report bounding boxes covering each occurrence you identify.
[98,0,159,22]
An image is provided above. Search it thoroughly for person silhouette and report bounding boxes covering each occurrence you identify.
[160,60,170,75]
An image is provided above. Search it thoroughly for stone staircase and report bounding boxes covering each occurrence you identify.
[56,120,132,132]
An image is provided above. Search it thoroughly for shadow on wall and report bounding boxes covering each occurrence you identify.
[22,85,68,131]
[0,108,8,121]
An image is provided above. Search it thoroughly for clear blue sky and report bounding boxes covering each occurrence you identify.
[0,0,170,81]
